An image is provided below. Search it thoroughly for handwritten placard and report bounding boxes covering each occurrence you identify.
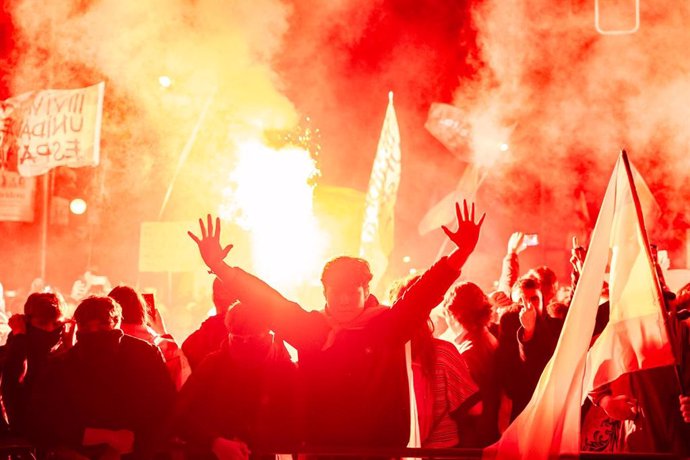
[0,82,105,177]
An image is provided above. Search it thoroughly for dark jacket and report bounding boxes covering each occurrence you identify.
[182,314,227,370]
[174,338,299,457]
[218,256,461,448]
[28,329,176,459]
[1,326,64,435]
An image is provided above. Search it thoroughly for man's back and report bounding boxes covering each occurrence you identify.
[175,339,299,453]
[29,330,176,456]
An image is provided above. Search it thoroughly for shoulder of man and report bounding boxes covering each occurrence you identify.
[120,333,165,359]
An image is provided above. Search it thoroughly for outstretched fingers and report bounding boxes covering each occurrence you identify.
[442,225,453,239]
[206,214,214,238]
[198,217,208,239]
[189,214,224,245]
[477,212,486,228]
[447,200,485,235]
[214,216,221,240]
[188,231,201,245]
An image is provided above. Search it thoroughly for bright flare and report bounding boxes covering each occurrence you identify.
[220,140,326,297]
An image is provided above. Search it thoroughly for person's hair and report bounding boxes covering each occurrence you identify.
[516,276,540,294]
[212,278,238,314]
[526,266,557,291]
[224,302,267,336]
[444,282,492,330]
[74,296,122,328]
[24,292,62,323]
[387,274,421,304]
[321,257,373,288]
[108,285,147,325]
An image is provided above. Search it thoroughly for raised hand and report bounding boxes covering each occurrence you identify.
[507,232,527,255]
[442,200,485,259]
[519,302,537,341]
[188,214,234,272]
[570,236,586,286]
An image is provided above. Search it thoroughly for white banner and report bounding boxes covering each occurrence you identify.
[0,82,105,177]
[0,170,36,222]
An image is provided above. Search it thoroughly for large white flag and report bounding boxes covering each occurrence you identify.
[0,82,105,177]
[484,151,676,459]
[359,92,401,289]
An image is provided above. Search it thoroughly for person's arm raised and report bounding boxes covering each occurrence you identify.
[187,215,234,277]
[188,215,329,351]
[381,200,485,343]
[497,232,524,295]
[443,200,485,272]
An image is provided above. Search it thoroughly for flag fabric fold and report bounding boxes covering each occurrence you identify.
[484,151,676,459]
[359,92,402,290]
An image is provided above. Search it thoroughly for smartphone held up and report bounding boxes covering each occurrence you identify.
[523,234,539,247]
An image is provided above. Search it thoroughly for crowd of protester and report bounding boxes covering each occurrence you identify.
[0,200,689,460]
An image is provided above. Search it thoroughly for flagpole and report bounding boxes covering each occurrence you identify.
[620,149,684,393]
[39,169,54,281]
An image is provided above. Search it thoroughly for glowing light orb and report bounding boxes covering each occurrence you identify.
[158,76,173,88]
[499,143,510,152]
[402,255,411,263]
[69,198,87,215]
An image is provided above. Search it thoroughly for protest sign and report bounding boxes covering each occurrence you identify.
[0,82,105,177]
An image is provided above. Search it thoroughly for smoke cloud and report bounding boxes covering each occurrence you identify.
[2,0,688,321]
[452,0,690,283]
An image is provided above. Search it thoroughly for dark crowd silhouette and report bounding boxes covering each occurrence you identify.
[0,200,688,460]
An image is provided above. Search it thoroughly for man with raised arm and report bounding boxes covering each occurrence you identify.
[188,201,484,452]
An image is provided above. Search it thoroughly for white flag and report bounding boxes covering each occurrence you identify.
[359,92,401,288]
[484,151,676,459]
